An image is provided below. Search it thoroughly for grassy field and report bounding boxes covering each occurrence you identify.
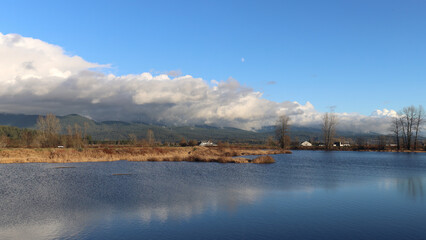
[0,146,291,164]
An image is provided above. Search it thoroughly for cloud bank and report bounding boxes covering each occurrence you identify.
[0,33,394,133]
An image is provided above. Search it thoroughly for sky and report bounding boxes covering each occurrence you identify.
[0,0,425,132]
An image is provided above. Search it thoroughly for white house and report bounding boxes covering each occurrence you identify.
[333,142,351,147]
[199,140,217,147]
[300,141,313,147]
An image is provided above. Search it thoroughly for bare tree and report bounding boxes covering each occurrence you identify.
[355,137,366,150]
[128,134,137,145]
[66,125,74,148]
[147,129,155,146]
[377,135,387,150]
[400,116,407,148]
[266,136,277,147]
[396,105,424,150]
[0,135,8,148]
[414,105,424,150]
[391,117,401,150]
[399,106,417,150]
[83,122,90,145]
[20,130,36,148]
[322,112,337,150]
[73,124,83,149]
[37,114,61,147]
[275,115,291,149]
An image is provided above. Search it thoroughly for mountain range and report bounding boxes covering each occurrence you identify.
[0,113,380,143]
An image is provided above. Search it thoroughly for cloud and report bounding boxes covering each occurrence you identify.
[0,33,395,133]
[371,108,398,118]
[241,57,245,62]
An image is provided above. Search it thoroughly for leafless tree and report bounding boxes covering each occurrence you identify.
[275,115,291,149]
[83,122,90,145]
[128,134,137,145]
[147,129,155,146]
[355,137,366,150]
[20,130,35,148]
[37,114,61,147]
[266,136,277,147]
[322,112,337,150]
[396,105,424,150]
[401,106,416,150]
[390,117,401,150]
[377,135,387,150]
[73,124,84,149]
[414,105,424,150]
[0,135,8,148]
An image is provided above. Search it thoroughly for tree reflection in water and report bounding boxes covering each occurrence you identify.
[397,177,424,200]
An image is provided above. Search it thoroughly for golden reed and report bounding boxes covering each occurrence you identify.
[0,146,291,164]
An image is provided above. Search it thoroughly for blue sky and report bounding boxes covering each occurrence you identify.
[1,0,425,115]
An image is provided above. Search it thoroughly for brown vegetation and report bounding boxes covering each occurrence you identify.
[0,146,290,164]
[252,155,275,164]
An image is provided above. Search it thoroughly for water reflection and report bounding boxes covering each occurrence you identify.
[0,185,265,239]
[0,151,425,240]
[397,177,424,200]
[0,162,267,239]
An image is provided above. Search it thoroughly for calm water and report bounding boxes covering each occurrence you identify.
[0,151,425,240]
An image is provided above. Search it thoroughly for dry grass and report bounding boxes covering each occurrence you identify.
[0,147,290,164]
[252,155,275,164]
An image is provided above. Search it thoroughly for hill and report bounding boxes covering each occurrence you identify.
[0,113,269,143]
[0,113,381,143]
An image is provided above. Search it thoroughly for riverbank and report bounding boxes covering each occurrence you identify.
[292,147,425,153]
[0,146,291,164]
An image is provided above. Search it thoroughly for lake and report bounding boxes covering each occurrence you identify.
[0,151,425,240]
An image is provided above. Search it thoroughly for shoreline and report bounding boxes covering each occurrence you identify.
[291,148,426,153]
[0,146,291,164]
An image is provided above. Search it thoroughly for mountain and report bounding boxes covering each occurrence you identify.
[0,113,381,143]
[0,113,39,128]
[0,113,270,143]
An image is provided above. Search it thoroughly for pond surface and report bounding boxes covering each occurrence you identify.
[0,151,426,240]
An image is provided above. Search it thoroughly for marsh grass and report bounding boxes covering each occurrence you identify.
[0,147,290,164]
[252,155,275,164]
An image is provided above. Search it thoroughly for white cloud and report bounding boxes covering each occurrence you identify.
[241,57,245,62]
[371,108,398,118]
[0,33,396,133]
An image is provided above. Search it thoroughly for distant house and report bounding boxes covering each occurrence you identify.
[300,141,313,147]
[333,142,351,147]
[199,140,217,147]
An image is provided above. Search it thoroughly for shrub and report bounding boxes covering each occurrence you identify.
[252,155,275,164]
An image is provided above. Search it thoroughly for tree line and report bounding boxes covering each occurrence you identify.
[275,105,424,151]
[391,105,424,150]
[0,114,164,148]
[0,114,90,148]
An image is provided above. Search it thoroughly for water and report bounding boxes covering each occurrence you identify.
[0,151,425,240]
